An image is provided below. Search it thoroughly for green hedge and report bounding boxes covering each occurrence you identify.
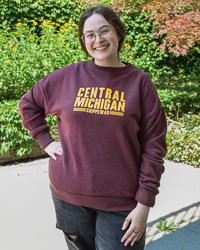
[0,0,81,27]
[0,100,57,159]
[0,0,200,165]
[166,116,200,167]
[1,0,199,80]
[1,100,200,167]
[0,17,87,100]
[156,81,200,116]
[1,9,199,107]
[119,10,200,80]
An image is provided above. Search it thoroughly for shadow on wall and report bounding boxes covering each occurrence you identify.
[145,201,200,250]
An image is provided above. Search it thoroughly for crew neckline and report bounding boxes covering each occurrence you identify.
[86,59,135,75]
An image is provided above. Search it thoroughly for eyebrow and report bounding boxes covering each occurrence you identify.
[84,25,110,34]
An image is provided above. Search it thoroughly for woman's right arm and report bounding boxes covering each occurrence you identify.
[19,80,63,159]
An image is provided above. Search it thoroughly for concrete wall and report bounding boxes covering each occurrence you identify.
[0,125,59,165]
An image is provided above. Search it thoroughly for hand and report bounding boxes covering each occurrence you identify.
[44,141,63,160]
[121,203,150,247]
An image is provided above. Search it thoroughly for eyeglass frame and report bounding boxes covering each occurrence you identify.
[81,25,114,44]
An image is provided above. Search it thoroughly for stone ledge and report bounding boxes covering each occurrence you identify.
[0,142,48,165]
[0,124,59,165]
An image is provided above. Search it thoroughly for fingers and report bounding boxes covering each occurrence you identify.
[52,143,63,160]
[121,216,144,247]
[55,143,63,155]
[121,228,137,244]
[122,217,130,230]
[121,228,144,247]
[130,230,143,246]
[136,231,143,242]
[44,141,63,160]
[51,153,57,161]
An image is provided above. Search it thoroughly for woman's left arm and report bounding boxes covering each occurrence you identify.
[121,203,150,246]
[121,108,166,247]
[121,73,167,246]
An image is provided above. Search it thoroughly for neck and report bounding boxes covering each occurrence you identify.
[94,58,125,68]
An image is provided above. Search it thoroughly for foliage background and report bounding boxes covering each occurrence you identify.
[0,0,81,27]
[0,0,199,166]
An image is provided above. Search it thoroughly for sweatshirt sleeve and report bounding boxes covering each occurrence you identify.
[135,73,167,207]
[18,78,55,150]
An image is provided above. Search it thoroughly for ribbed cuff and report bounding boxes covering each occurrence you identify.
[135,188,156,207]
[34,130,55,150]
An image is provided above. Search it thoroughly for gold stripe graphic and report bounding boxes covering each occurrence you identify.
[110,111,124,117]
[73,108,86,112]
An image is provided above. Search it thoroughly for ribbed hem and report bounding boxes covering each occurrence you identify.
[50,181,137,212]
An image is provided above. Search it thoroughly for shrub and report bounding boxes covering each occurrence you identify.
[0,0,199,166]
[119,11,172,78]
[1,1,199,85]
[108,0,200,56]
[0,100,57,159]
[156,80,200,117]
[166,115,200,167]
[118,7,200,79]
[1,100,200,167]
[0,0,81,29]
[142,0,200,56]
[0,17,87,100]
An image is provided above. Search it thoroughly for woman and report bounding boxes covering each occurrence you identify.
[19,6,167,250]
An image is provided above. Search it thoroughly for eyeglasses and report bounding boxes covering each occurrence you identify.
[82,26,113,45]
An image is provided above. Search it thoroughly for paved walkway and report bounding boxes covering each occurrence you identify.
[0,158,200,250]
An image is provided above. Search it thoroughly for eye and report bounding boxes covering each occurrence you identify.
[101,29,109,34]
[86,33,94,39]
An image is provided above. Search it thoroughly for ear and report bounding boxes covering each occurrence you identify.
[118,35,121,42]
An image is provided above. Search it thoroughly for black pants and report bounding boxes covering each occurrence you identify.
[52,194,146,250]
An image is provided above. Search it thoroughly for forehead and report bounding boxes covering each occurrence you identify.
[83,13,110,33]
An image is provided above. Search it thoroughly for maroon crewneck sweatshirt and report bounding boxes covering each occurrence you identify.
[19,59,167,211]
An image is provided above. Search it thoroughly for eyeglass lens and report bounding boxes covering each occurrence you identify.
[84,27,113,44]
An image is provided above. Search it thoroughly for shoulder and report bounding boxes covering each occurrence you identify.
[125,65,154,91]
[131,66,151,80]
[124,63,151,80]
[43,61,87,81]
[126,65,160,102]
[36,61,87,96]
[131,67,155,89]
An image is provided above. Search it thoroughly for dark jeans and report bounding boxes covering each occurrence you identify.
[52,194,146,250]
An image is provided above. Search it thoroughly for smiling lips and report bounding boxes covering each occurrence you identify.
[95,45,109,51]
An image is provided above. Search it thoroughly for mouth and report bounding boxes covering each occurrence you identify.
[94,45,109,51]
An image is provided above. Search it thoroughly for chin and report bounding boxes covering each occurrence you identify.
[94,53,113,61]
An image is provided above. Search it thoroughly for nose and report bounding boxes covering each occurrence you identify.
[94,33,104,43]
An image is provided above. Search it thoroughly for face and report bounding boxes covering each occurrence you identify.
[83,13,121,67]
